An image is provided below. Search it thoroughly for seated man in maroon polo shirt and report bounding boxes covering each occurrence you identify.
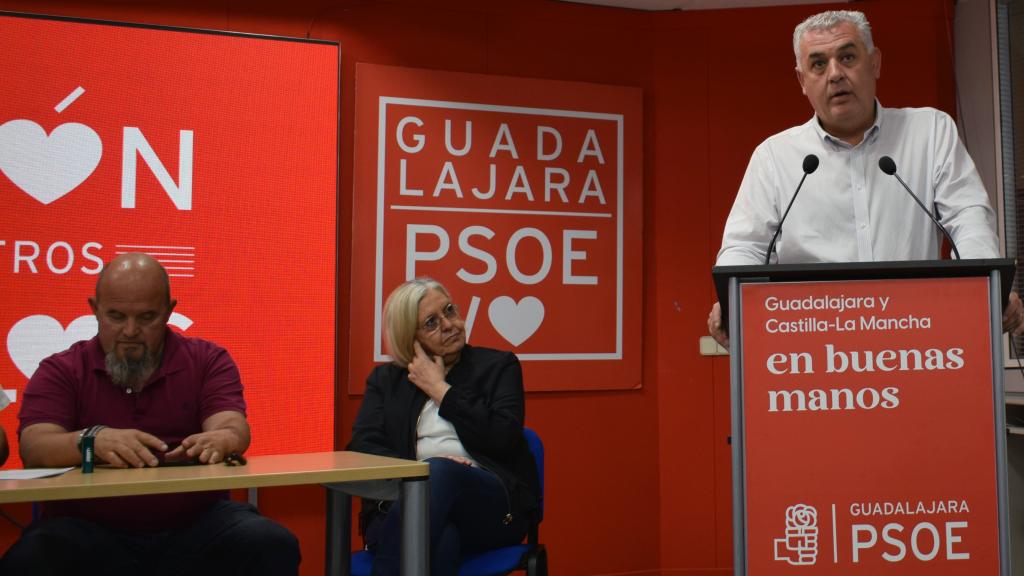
[0,253,300,576]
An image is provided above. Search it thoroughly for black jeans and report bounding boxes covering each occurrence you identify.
[368,457,527,576]
[0,500,300,576]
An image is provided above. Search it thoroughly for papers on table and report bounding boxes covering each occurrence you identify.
[0,467,74,480]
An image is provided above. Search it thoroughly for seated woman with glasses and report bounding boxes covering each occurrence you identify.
[348,277,541,576]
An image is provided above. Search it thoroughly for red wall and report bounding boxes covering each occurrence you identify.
[0,0,957,574]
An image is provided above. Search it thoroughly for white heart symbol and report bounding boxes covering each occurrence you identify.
[6,315,98,379]
[0,119,102,205]
[488,296,544,347]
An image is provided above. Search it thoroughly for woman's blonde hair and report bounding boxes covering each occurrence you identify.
[383,277,450,366]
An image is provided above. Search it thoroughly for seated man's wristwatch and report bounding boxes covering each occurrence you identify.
[77,425,107,449]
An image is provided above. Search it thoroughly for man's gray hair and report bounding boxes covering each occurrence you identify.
[793,10,875,70]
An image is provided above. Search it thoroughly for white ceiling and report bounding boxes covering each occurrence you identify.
[560,0,846,11]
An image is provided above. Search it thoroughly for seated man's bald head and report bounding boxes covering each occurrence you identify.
[95,253,171,306]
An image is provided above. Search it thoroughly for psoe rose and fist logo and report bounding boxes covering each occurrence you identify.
[774,504,819,566]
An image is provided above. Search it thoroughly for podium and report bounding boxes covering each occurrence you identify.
[712,258,1015,576]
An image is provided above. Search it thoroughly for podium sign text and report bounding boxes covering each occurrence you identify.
[740,277,999,574]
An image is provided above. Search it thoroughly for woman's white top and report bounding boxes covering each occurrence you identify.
[415,399,477,466]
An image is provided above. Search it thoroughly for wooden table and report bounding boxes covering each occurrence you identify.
[0,451,429,576]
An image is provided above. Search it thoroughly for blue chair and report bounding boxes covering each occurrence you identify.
[350,427,547,576]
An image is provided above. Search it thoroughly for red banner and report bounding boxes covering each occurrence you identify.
[349,64,642,392]
[0,14,338,464]
[737,276,999,569]
[739,277,1000,574]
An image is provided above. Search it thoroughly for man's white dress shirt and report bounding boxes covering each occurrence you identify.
[716,103,999,265]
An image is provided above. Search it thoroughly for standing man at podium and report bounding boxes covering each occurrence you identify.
[707,9,1023,347]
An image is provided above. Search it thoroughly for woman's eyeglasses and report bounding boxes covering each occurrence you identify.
[420,302,459,334]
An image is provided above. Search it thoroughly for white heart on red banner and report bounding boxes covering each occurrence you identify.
[488,296,544,347]
[7,315,98,379]
[0,119,102,205]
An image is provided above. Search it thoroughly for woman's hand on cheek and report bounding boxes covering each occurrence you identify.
[408,341,450,403]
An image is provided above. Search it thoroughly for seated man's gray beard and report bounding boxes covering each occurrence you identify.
[105,348,158,388]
